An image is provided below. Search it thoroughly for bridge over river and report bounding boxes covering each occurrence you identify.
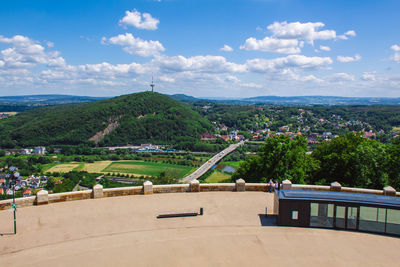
[180,140,245,183]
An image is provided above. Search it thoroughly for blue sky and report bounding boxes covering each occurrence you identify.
[0,0,399,97]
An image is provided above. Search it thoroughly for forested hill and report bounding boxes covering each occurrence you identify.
[0,92,213,148]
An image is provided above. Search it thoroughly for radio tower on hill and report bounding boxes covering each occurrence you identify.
[150,74,155,92]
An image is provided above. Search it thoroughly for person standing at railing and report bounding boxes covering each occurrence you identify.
[268,179,274,193]
[275,181,279,191]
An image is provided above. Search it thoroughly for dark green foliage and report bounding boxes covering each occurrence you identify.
[47,171,99,192]
[3,156,52,175]
[99,177,139,188]
[232,135,313,183]
[150,170,180,185]
[0,191,22,200]
[311,133,389,189]
[234,133,400,190]
[386,138,400,190]
[0,92,213,148]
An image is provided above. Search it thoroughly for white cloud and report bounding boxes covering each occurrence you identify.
[329,72,355,82]
[104,33,165,57]
[241,82,262,88]
[220,44,233,52]
[0,35,65,68]
[284,70,322,82]
[337,54,361,63]
[344,30,356,37]
[319,45,331,51]
[246,55,333,73]
[391,53,400,63]
[46,41,54,48]
[159,75,175,82]
[391,44,400,52]
[390,44,400,63]
[337,31,356,40]
[119,9,159,30]
[240,37,301,54]
[361,72,376,81]
[154,55,246,74]
[267,21,337,43]
[241,21,353,54]
[225,75,240,83]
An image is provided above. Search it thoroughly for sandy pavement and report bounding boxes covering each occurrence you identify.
[0,192,399,266]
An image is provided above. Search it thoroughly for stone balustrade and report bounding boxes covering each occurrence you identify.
[0,179,398,211]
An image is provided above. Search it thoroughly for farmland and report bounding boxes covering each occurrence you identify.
[46,160,196,179]
[103,161,195,178]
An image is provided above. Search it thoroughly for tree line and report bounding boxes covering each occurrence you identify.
[232,133,400,190]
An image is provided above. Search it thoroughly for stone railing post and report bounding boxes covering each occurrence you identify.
[281,179,292,190]
[383,186,396,196]
[92,184,104,198]
[190,180,200,192]
[236,178,245,192]
[143,181,153,195]
[330,181,342,192]
[36,190,49,205]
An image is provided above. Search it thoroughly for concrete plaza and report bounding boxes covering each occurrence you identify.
[1,192,399,266]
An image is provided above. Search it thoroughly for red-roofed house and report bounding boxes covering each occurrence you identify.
[364,131,376,139]
[200,133,217,141]
[23,188,31,197]
[220,135,230,141]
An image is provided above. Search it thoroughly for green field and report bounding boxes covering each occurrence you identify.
[205,171,232,183]
[222,161,243,168]
[46,160,196,178]
[103,161,195,178]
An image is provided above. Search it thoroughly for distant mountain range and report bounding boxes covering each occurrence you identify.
[0,94,106,104]
[1,93,400,106]
[169,94,400,106]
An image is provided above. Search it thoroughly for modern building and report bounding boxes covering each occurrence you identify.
[21,148,33,155]
[276,189,400,236]
[34,146,46,155]
[139,144,159,151]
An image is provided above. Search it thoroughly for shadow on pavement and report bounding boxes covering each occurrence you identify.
[258,214,277,226]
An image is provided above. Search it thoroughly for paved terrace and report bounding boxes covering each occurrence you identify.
[1,191,399,267]
[181,140,245,183]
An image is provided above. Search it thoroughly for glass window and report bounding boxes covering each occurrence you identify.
[335,206,346,228]
[347,206,358,230]
[386,209,400,235]
[310,203,334,228]
[292,211,298,220]
[359,206,385,233]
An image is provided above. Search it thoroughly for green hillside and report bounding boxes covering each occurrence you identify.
[0,92,213,148]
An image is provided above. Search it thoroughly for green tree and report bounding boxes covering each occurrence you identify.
[151,170,179,185]
[232,135,312,183]
[386,138,400,190]
[311,133,390,189]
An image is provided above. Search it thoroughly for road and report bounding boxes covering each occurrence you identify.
[180,140,245,183]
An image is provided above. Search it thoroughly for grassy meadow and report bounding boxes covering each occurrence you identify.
[204,170,232,183]
[103,161,194,178]
[46,160,196,178]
